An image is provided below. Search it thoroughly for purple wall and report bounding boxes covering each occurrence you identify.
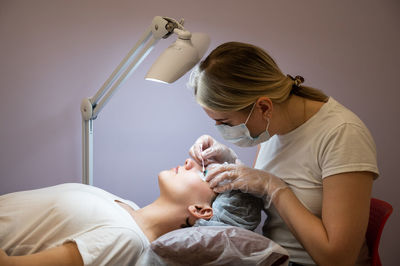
[1,1,399,264]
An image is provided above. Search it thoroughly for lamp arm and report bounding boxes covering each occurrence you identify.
[80,16,175,185]
[85,16,171,119]
[92,35,157,118]
[90,25,154,108]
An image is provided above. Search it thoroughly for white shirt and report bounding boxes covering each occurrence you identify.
[0,183,150,266]
[255,97,379,266]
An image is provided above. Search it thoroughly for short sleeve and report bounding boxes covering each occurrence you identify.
[66,227,146,266]
[320,123,379,179]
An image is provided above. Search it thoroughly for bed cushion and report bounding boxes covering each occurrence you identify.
[136,226,289,266]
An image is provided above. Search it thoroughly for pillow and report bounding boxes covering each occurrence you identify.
[136,226,289,266]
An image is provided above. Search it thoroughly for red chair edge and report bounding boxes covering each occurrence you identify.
[367,198,393,266]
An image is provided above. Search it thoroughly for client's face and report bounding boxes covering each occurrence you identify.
[158,158,216,205]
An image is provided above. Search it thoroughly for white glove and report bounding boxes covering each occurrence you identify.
[189,135,238,166]
[206,160,288,208]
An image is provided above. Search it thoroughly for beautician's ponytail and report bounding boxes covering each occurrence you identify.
[188,42,328,112]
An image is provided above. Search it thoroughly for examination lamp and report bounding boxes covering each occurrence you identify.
[80,16,210,185]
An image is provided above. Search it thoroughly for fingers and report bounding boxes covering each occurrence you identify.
[212,182,235,193]
[201,142,225,163]
[209,171,236,188]
[197,144,219,165]
[206,163,238,187]
[189,135,217,165]
[201,146,218,163]
[205,163,228,182]
[200,134,215,150]
[235,158,243,165]
[212,178,246,194]
[189,144,202,165]
[203,157,218,165]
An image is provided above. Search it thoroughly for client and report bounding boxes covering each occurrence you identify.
[0,158,217,266]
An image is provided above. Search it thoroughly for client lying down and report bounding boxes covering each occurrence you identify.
[0,158,262,266]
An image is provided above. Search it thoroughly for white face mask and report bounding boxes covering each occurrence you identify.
[216,103,271,147]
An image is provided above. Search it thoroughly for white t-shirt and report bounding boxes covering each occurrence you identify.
[0,183,150,266]
[255,97,379,266]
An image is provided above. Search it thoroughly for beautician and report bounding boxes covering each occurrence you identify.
[188,42,379,266]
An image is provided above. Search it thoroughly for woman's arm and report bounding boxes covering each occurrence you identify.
[273,171,373,266]
[0,242,83,266]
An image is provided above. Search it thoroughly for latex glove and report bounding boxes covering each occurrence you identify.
[189,135,238,166]
[206,160,288,208]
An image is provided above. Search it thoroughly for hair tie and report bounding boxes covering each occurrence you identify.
[287,74,305,87]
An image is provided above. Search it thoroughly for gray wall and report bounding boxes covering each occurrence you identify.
[1,0,398,264]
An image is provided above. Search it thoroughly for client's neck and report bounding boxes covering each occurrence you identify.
[130,198,188,242]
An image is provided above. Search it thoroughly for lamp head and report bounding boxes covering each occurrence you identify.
[145,32,210,84]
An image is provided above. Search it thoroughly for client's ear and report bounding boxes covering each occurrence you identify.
[188,204,213,220]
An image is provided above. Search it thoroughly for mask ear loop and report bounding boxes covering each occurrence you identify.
[247,100,271,133]
[264,109,272,136]
[266,118,270,131]
[244,102,257,125]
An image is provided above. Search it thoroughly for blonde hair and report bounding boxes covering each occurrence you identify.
[188,42,328,112]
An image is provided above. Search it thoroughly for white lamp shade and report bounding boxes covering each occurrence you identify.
[145,33,210,83]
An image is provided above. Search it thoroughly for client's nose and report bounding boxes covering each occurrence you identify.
[185,158,199,170]
[184,159,192,170]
